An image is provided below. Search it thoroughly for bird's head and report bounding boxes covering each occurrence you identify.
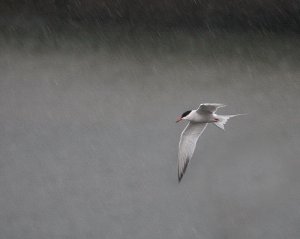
[176,110,191,123]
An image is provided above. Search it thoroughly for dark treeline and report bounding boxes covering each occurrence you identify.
[1,0,300,31]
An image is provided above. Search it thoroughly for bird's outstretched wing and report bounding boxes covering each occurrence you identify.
[197,103,226,114]
[178,122,207,182]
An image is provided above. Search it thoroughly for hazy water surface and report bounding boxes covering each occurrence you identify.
[0,32,299,239]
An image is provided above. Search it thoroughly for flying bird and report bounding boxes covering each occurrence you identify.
[176,103,245,182]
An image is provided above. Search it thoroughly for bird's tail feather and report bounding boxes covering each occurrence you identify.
[214,114,247,130]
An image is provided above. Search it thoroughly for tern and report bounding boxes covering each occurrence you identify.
[176,103,245,182]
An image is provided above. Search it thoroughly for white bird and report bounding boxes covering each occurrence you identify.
[176,103,245,182]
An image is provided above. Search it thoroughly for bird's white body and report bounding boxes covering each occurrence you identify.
[182,110,219,123]
[177,103,245,182]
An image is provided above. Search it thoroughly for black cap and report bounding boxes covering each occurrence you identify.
[181,110,191,118]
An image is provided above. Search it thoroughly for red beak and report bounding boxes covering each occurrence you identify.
[176,117,182,123]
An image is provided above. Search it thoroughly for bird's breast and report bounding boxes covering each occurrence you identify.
[190,112,216,123]
[189,112,206,123]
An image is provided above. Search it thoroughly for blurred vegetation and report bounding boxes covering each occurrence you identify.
[0,0,299,31]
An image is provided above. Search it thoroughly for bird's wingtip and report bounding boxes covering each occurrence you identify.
[178,175,182,183]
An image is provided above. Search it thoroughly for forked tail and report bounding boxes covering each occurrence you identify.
[214,114,247,130]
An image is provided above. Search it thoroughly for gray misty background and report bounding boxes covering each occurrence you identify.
[0,1,300,239]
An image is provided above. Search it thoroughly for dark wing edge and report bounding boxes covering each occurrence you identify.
[178,157,190,182]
